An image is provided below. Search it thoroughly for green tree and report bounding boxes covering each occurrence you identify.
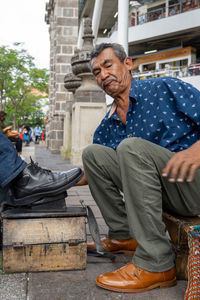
[0,43,49,129]
[5,94,47,128]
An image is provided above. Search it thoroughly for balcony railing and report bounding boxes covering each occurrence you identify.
[130,0,200,26]
[132,63,200,80]
[109,0,200,35]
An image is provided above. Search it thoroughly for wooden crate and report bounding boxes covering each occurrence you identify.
[2,207,87,273]
[163,212,200,280]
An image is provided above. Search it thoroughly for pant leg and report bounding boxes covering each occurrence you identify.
[82,144,131,239]
[8,137,22,153]
[117,138,200,272]
[16,138,23,152]
[26,134,30,145]
[0,132,26,188]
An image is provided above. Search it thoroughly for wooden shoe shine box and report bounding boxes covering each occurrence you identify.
[1,207,87,273]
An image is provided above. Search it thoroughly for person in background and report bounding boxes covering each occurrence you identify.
[24,124,32,144]
[21,125,29,146]
[33,124,42,143]
[41,130,44,142]
[21,124,32,146]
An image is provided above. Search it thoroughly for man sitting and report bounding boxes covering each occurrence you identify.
[76,43,200,293]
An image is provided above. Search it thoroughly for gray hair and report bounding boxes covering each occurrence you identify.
[90,43,127,66]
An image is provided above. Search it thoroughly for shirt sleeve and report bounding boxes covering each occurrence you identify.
[163,77,200,126]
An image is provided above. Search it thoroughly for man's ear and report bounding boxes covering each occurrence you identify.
[124,56,134,71]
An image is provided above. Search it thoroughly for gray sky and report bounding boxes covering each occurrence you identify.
[0,0,50,69]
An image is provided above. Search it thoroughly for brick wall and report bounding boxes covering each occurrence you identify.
[46,0,78,153]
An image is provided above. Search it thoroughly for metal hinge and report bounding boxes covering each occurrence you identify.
[68,239,82,246]
[12,242,24,248]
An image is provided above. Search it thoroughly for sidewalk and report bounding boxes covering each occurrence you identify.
[0,143,187,300]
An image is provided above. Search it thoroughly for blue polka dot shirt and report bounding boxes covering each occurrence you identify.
[93,76,200,152]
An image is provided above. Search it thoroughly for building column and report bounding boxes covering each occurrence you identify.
[118,0,129,55]
[70,18,106,166]
[77,18,84,49]
[165,0,169,17]
[92,0,104,43]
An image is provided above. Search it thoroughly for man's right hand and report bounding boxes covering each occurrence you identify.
[162,141,200,182]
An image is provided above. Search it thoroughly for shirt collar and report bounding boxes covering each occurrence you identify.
[129,78,139,99]
[108,101,117,118]
[108,79,138,118]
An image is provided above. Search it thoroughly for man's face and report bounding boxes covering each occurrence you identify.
[91,48,133,98]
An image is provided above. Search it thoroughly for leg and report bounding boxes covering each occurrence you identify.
[0,132,83,207]
[117,138,200,271]
[82,144,130,239]
[8,137,22,153]
[0,132,26,188]
[15,138,22,153]
[27,134,30,145]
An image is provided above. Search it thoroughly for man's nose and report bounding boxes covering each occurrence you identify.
[100,68,109,80]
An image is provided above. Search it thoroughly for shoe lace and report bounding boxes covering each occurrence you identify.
[30,157,53,175]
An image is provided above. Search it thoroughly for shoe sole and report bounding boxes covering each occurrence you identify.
[87,247,134,256]
[110,250,134,255]
[31,191,68,206]
[13,170,83,205]
[96,277,177,293]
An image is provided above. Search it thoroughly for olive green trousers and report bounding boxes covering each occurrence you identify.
[82,138,200,272]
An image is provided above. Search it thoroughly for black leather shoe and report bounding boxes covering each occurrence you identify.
[11,158,83,205]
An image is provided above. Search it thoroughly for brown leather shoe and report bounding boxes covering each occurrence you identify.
[96,262,176,293]
[87,237,138,254]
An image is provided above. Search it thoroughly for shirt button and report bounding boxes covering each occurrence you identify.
[120,122,122,125]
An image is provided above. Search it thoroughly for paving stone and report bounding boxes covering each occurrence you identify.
[77,195,95,201]
[27,263,187,300]
[67,195,81,204]
[67,190,79,196]
[34,143,75,171]
[21,144,35,163]
[0,272,27,300]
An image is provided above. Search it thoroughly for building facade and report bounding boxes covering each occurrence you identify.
[79,0,200,88]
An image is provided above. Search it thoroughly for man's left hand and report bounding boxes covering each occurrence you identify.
[162,141,200,182]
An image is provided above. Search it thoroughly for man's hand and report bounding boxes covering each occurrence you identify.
[3,126,12,133]
[162,141,200,182]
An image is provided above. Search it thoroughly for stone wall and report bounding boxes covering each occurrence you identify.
[64,17,106,166]
[45,0,78,153]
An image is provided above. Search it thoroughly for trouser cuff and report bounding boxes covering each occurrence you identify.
[132,256,175,273]
[108,230,132,239]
